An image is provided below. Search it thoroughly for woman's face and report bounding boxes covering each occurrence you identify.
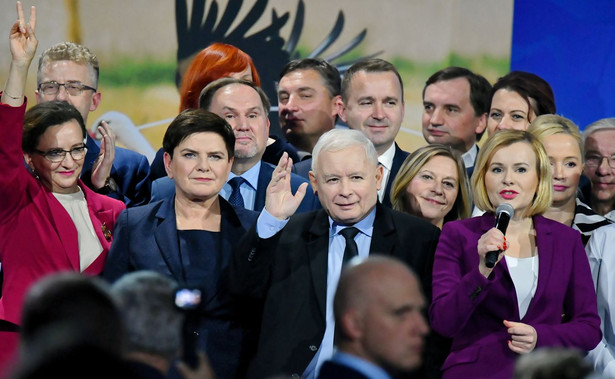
[487,89,537,136]
[25,120,85,194]
[405,155,459,228]
[485,141,539,218]
[542,133,583,207]
[164,132,233,202]
[229,66,254,82]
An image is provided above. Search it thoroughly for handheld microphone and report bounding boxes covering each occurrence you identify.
[485,203,514,268]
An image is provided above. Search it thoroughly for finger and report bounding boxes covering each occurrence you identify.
[16,1,25,34]
[510,334,533,343]
[29,6,36,31]
[507,340,527,354]
[293,182,308,203]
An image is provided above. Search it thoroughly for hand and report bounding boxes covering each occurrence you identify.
[477,227,507,276]
[504,320,537,354]
[91,121,116,189]
[265,152,307,220]
[176,351,215,379]
[9,1,37,66]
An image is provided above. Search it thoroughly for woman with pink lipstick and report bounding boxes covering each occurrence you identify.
[528,115,611,245]
[0,3,125,371]
[104,109,259,378]
[430,130,601,378]
[390,144,472,229]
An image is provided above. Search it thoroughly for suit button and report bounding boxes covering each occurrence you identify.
[309,345,317,351]
[247,248,256,262]
[291,374,300,378]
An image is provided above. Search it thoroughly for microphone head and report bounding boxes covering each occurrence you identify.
[495,203,514,219]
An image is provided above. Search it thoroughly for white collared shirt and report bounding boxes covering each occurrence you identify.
[377,143,396,202]
[462,143,478,171]
[220,161,261,210]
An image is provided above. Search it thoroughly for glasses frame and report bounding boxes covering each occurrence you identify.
[34,145,88,163]
[585,154,615,169]
[37,81,97,96]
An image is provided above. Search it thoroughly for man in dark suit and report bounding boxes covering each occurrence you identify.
[231,129,440,378]
[36,42,151,207]
[150,78,318,212]
[319,256,429,379]
[294,59,409,207]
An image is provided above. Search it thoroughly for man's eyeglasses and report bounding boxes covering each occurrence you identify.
[585,154,615,169]
[34,145,87,163]
[38,81,97,96]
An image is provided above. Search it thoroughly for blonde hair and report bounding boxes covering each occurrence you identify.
[390,144,472,223]
[528,114,583,160]
[472,130,552,216]
[37,42,99,87]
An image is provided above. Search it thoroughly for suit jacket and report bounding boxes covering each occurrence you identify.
[150,161,320,212]
[230,203,440,378]
[293,143,409,208]
[430,214,601,379]
[103,196,258,378]
[81,135,151,207]
[0,102,125,325]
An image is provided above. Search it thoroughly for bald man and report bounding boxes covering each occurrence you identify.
[318,256,429,379]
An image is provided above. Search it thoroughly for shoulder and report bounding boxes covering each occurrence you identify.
[82,183,125,213]
[441,214,492,235]
[113,146,150,168]
[535,214,578,235]
[120,199,166,221]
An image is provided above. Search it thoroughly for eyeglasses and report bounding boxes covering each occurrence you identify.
[585,154,615,168]
[34,145,87,163]
[38,81,97,96]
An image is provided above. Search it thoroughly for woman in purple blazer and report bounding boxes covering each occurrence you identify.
[430,130,601,378]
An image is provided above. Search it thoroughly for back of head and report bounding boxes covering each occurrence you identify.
[311,129,378,172]
[279,58,341,98]
[528,114,582,156]
[37,42,99,87]
[424,66,492,118]
[179,43,261,111]
[513,348,594,379]
[491,71,555,116]
[20,273,123,356]
[111,271,183,361]
[582,117,615,143]
[22,101,86,153]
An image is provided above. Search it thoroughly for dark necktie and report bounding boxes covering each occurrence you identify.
[228,176,245,208]
[340,227,360,263]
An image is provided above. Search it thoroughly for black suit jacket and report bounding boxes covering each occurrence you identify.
[293,143,409,208]
[230,203,440,378]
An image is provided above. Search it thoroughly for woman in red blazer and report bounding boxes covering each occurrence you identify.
[430,130,601,378]
[0,4,124,372]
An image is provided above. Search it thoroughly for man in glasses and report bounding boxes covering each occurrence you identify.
[35,42,150,207]
[582,118,615,222]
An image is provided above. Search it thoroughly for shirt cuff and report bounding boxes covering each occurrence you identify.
[257,208,289,238]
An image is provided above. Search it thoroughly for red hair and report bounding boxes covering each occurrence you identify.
[179,43,261,111]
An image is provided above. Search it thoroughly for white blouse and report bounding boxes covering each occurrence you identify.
[53,188,103,271]
[505,255,539,319]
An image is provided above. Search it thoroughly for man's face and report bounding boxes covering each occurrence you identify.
[422,77,486,153]
[207,83,269,167]
[277,69,339,152]
[36,60,100,124]
[359,267,429,373]
[584,130,615,205]
[341,71,404,155]
[309,145,382,225]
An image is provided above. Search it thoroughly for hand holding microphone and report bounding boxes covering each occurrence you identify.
[479,203,514,271]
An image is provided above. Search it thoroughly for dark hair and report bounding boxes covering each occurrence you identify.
[162,108,235,159]
[198,77,271,116]
[279,58,341,98]
[341,58,404,103]
[491,71,555,117]
[423,66,492,117]
[22,101,86,153]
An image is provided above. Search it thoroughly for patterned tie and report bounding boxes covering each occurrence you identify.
[228,176,245,208]
[340,227,360,264]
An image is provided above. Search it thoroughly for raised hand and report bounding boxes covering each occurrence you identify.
[265,152,307,220]
[91,121,117,190]
[504,320,537,354]
[9,1,37,65]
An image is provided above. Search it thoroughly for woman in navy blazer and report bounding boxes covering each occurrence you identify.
[104,109,258,378]
[430,130,601,379]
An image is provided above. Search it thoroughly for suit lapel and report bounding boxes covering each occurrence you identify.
[369,204,396,255]
[530,216,552,305]
[306,210,331,318]
[254,162,273,212]
[45,189,80,270]
[153,198,184,281]
[382,144,409,207]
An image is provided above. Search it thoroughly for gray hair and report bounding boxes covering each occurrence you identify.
[582,117,615,143]
[37,42,99,87]
[111,271,182,361]
[311,129,379,172]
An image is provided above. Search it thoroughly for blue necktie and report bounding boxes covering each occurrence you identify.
[228,176,245,208]
[340,227,360,264]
